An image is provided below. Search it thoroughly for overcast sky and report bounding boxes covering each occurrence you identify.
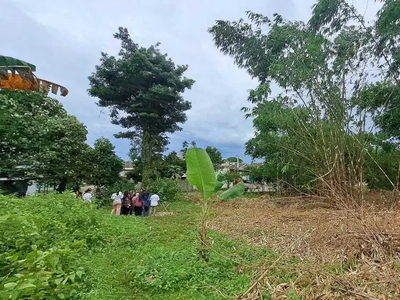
[2,0,378,162]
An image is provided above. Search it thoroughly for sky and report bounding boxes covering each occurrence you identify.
[2,0,379,162]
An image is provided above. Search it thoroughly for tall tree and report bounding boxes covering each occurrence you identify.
[88,27,194,187]
[181,141,197,155]
[89,138,124,187]
[157,151,186,178]
[205,146,223,170]
[209,1,400,198]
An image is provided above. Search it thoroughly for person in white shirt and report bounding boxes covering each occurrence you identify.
[149,193,160,216]
[82,188,93,204]
[111,191,122,215]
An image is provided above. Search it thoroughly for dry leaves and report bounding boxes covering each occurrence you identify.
[209,194,400,299]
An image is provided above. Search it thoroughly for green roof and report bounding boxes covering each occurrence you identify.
[0,55,36,72]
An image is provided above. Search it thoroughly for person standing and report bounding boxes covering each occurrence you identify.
[82,188,93,204]
[140,190,150,217]
[128,191,136,215]
[149,193,160,216]
[111,192,122,215]
[121,191,131,215]
[132,192,143,216]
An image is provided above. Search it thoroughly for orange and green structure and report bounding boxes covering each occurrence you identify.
[0,55,68,96]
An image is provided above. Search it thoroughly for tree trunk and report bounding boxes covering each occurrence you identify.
[56,178,67,193]
[141,131,153,188]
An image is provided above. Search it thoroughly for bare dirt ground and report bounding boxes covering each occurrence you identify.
[209,193,400,299]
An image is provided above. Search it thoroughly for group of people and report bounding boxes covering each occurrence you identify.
[75,188,160,217]
[111,190,160,217]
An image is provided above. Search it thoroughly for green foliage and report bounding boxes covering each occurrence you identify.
[364,137,400,190]
[146,178,181,202]
[214,181,224,194]
[0,194,304,300]
[185,149,245,196]
[375,0,400,75]
[218,182,245,200]
[89,138,124,187]
[224,171,242,186]
[309,0,349,33]
[126,151,185,183]
[0,55,36,71]
[0,194,102,299]
[225,157,243,163]
[358,82,400,140]
[209,1,400,197]
[94,179,138,208]
[158,151,186,178]
[217,174,226,182]
[107,179,137,195]
[181,141,197,156]
[186,148,217,200]
[186,148,244,261]
[88,27,194,187]
[205,146,223,169]
[0,90,88,189]
[81,200,277,300]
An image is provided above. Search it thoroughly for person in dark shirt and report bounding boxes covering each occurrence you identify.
[140,190,150,217]
[120,191,131,215]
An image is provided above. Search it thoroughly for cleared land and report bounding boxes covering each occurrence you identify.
[209,193,400,299]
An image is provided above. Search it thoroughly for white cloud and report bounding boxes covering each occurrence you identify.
[3,0,381,162]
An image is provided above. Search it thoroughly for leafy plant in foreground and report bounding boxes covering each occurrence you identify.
[0,195,97,299]
[185,148,244,261]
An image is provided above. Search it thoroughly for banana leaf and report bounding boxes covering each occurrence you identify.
[218,182,245,200]
[213,181,224,195]
[186,148,216,200]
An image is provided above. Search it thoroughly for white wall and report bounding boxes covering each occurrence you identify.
[26,181,37,196]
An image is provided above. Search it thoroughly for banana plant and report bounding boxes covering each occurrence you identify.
[185,148,245,261]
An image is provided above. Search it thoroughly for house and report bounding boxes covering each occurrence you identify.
[0,177,37,197]
[0,165,38,196]
[217,161,247,174]
[119,162,134,178]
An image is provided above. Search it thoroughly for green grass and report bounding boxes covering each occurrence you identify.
[82,201,270,300]
[0,194,297,299]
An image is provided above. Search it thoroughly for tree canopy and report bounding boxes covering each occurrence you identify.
[209,0,400,197]
[205,146,223,169]
[225,157,243,163]
[0,90,88,190]
[88,138,124,187]
[88,27,194,187]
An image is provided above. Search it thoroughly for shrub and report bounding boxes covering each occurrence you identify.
[146,178,181,202]
[0,194,102,299]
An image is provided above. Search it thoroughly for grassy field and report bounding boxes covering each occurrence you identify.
[0,194,294,300]
[80,200,272,300]
[2,193,399,299]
